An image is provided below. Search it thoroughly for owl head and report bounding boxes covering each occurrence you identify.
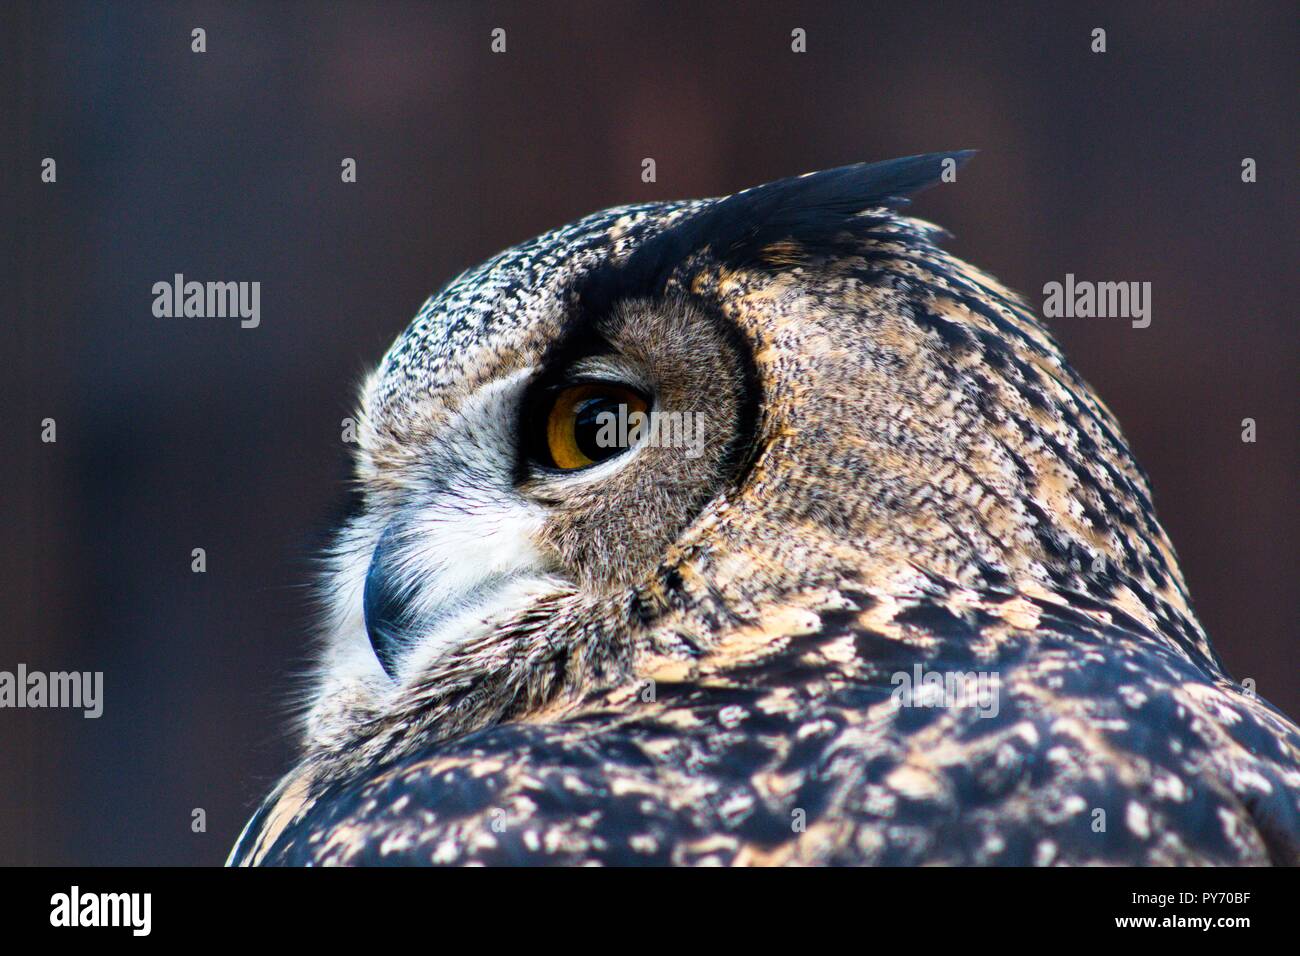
[300,153,1210,767]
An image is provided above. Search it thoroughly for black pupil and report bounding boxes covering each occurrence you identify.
[574,395,634,462]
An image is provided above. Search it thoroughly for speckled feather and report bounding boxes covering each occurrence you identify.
[231,154,1300,866]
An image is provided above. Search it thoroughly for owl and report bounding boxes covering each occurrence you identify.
[230,153,1300,866]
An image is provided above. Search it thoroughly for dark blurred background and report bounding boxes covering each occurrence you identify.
[2,1,1295,865]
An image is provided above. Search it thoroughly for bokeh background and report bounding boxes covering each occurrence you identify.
[3,1,1295,865]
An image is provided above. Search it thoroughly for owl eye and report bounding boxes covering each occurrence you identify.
[534,383,650,470]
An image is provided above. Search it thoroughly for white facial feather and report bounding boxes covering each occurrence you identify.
[305,369,567,747]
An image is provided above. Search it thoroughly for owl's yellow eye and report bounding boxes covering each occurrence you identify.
[542,383,650,470]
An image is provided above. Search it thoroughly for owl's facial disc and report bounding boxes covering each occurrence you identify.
[513,298,754,591]
[342,297,754,685]
[353,370,561,680]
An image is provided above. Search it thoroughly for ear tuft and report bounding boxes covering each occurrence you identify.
[581,151,976,311]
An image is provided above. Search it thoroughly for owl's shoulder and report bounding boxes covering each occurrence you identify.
[239,596,1300,866]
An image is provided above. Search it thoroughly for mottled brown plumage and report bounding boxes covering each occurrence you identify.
[231,155,1300,866]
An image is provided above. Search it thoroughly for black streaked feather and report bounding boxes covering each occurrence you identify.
[578,151,975,313]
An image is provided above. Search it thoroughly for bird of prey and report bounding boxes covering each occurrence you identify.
[230,153,1300,865]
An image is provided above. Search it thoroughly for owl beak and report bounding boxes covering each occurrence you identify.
[363,528,515,678]
[362,523,420,677]
[360,490,554,680]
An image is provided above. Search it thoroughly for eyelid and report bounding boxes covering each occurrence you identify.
[560,356,652,393]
